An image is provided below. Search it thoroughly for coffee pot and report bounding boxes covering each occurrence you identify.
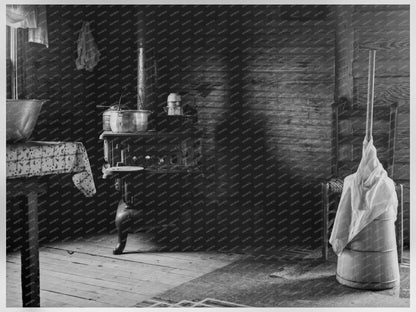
[164,93,182,115]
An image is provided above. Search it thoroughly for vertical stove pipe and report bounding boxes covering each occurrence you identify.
[137,9,145,110]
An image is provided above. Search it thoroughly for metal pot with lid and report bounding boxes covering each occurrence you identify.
[102,105,119,131]
[109,109,152,133]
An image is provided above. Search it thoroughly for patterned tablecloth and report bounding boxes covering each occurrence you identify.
[6,141,96,197]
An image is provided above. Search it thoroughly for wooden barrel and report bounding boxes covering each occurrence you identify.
[336,208,400,290]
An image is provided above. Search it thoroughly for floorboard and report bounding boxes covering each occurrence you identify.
[44,233,241,273]
[6,233,244,307]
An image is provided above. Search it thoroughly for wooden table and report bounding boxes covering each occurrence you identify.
[6,141,96,307]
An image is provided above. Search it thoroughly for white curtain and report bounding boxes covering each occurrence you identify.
[6,5,49,48]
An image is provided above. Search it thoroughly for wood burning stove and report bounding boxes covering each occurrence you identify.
[99,130,201,254]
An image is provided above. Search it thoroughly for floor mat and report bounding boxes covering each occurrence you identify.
[137,298,248,307]
[141,249,410,307]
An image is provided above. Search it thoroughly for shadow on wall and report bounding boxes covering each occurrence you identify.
[191,108,323,250]
[209,109,281,250]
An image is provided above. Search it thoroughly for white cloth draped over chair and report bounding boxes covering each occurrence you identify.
[329,138,398,255]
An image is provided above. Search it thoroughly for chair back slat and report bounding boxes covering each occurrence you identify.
[387,102,398,177]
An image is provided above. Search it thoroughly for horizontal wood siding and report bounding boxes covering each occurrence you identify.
[242,9,335,244]
[336,5,410,245]
[12,5,408,252]
[7,6,130,250]
[153,6,336,247]
[354,5,410,245]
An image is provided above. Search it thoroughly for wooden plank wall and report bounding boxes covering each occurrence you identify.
[6,4,407,250]
[7,5,136,249]
[8,5,337,250]
[336,5,410,245]
[154,6,336,247]
[239,7,335,245]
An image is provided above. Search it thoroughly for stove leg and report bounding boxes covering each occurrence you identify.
[113,199,144,254]
[113,200,130,255]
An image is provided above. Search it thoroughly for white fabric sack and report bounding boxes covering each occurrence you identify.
[76,21,100,72]
[329,138,398,255]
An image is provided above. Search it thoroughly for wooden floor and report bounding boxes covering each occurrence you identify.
[6,233,244,307]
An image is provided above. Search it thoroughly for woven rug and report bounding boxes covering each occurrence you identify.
[137,248,410,308]
[138,298,248,307]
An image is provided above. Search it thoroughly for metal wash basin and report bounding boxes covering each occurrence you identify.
[6,99,46,142]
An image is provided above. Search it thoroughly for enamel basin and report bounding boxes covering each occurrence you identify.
[7,99,46,142]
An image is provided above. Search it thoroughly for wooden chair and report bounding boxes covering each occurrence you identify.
[321,102,403,262]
